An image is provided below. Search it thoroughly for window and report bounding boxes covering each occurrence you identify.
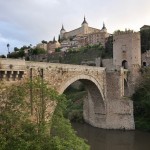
[143,62,147,66]
[122,60,128,69]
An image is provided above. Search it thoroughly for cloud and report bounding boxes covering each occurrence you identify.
[0,0,150,55]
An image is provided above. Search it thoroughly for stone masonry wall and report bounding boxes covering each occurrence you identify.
[105,69,135,130]
[0,58,135,130]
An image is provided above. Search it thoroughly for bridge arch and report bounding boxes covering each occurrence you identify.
[58,74,106,128]
[59,74,105,100]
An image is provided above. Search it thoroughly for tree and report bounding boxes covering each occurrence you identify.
[32,48,46,55]
[6,44,10,54]
[58,35,61,43]
[14,47,19,52]
[104,35,113,58]
[6,44,10,58]
[41,40,47,44]
[0,55,6,58]
[8,50,25,58]
[132,67,150,131]
[140,29,150,53]
[55,47,61,52]
[0,78,90,150]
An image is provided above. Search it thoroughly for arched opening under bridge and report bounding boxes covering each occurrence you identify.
[59,75,106,128]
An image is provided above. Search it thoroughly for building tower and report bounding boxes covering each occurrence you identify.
[113,31,141,71]
[81,16,89,34]
[60,24,66,40]
[101,22,107,32]
[113,30,141,96]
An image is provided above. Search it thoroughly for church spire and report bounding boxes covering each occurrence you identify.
[82,15,88,25]
[102,22,106,29]
[61,24,65,31]
[101,22,107,32]
[53,36,56,43]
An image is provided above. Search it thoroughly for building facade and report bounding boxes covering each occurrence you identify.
[36,43,48,51]
[47,40,61,53]
[59,17,110,49]
[113,30,141,70]
[140,25,150,31]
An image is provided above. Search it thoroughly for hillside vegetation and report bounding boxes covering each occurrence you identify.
[64,85,87,123]
[48,42,113,65]
[140,29,150,53]
[132,67,150,131]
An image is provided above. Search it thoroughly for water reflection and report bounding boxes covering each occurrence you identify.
[72,123,150,150]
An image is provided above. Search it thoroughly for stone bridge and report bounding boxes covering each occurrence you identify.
[0,58,134,130]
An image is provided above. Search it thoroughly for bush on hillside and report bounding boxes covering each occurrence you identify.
[132,67,150,131]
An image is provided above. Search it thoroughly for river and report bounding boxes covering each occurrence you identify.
[72,122,150,150]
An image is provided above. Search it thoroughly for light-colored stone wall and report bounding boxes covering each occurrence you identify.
[88,27,100,33]
[87,31,109,47]
[102,59,114,70]
[47,41,60,53]
[106,69,135,129]
[60,20,109,50]
[64,26,100,39]
[113,32,141,70]
[0,58,135,130]
[64,27,83,39]
[0,58,26,70]
[36,43,48,51]
[25,61,106,96]
[113,31,141,97]
[0,58,26,81]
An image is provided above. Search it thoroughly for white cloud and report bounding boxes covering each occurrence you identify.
[0,0,150,54]
[0,34,7,42]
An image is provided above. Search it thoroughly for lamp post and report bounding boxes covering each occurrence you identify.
[7,43,10,58]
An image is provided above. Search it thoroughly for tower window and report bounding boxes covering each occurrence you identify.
[122,60,128,69]
[143,62,147,66]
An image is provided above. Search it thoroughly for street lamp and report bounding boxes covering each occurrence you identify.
[7,43,10,58]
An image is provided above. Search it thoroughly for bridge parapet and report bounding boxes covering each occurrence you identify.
[0,58,26,70]
[0,58,26,81]
[25,61,106,98]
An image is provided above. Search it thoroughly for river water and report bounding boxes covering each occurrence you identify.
[72,123,150,150]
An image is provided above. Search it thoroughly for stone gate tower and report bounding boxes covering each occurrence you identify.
[113,30,141,96]
[113,30,141,70]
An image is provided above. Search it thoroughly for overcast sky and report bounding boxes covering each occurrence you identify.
[0,0,150,55]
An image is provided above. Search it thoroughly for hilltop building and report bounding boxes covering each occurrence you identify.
[36,43,48,51]
[140,25,150,31]
[47,37,60,53]
[59,17,110,50]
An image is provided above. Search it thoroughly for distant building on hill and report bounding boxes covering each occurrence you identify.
[59,16,110,50]
[140,25,150,31]
[47,37,61,53]
[36,43,48,51]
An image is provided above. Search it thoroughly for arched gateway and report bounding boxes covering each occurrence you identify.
[0,58,135,130]
[59,75,106,128]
